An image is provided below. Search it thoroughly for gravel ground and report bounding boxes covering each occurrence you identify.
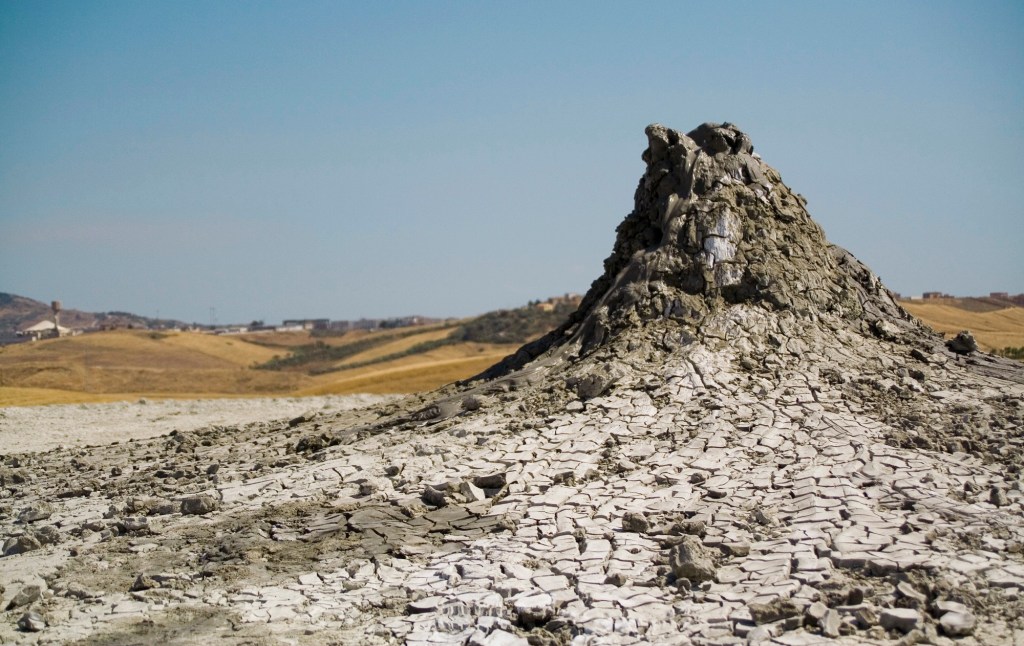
[0,394,399,455]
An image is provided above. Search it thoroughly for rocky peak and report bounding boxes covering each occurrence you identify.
[479,123,917,379]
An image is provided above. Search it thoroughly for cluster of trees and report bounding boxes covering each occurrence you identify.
[999,346,1024,361]
[452,301,577,344]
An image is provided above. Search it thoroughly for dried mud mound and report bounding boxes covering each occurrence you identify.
[2,124,1023,646]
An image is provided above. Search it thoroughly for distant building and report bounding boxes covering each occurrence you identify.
[922,291,952,300]
[281,318,330,331]
[990,292,1010,299]
[18,320,72,341]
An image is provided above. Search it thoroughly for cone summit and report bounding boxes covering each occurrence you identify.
[479,122,916,381]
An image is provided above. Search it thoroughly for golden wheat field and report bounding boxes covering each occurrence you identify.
[899,301,1024,351]
[1,301,1020,407]
[0,328,516,406]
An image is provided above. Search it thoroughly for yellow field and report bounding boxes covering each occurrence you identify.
[298,346,512,395]
[5,300,1018,407]
[333,327,457,367]
[900,302,1024,351]
[0,328,515,406]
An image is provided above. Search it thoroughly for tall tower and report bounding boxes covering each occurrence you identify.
[51,300,62,338]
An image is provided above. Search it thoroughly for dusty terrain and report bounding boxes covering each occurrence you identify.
[1,123,1022,646]
[0,395,398,455]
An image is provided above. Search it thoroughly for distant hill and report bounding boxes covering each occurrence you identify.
[898,296,1024,355]
[0,294,583,405]
[0,292,185,339]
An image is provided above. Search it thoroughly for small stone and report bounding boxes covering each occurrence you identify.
[473,473,507,490]
[720,541,750,557]
[513,592,554,627]
[34,525,61,545]
[120,517,150,533]
[180,494,217,515]
[421,485,448,507]
[17,611,45,632]
[746,625,778,642]
[990,486,1009,507]
[847,587,865,605]
[897,581,927,606]
[822,609,841,638]
[131,574,158,591]
[358,477,387,496]
[880,607,920,633]
[939,611,976,637]
[946,331,977,355]
[933,599,969,615]
[670,520,707,537]
[622,511,650,533]
[853,606,878,629]
[805,601,828,623]
[408,596,444,613]
[6,584,42,610]
[749,597,801,624]
[604,572,627,586]
[17,504,52,523]
[669,535,716,582]
[459,480,487,502]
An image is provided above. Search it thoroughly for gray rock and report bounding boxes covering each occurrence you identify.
[805,600,828,623]
[459,480,487,503]
[946,331,978,354]
[131,574,158,591]
[513,592,554,627]
[180,494,217,515]
[749,597,801,624]
[880,607,920,633]
[6,584,42,610]
[933,599,969,615]
[670,520,707,537]
[473,472,507,490]
[897,581,927,606]
[822,609,842,638]
[17,611,45,632]
[622,511,650,533]
[3,534,42,556]
[17,504,53,523]
[152,500,178,515]
[33,525,61,545]
[119,516,151,533]
[720,541,750,557]
[421,485,448,507]
[990,486,1009,507]
[939,610,976,637]
[408,596,444,613]
[668,535,716,582]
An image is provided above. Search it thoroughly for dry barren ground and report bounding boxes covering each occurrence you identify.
[0,395,399,455]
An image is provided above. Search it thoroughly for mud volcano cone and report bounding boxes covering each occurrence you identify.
[4,124,1022,646]
[468,122,1019,402]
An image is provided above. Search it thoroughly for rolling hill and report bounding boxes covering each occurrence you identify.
[898,298,1024,352]
[1,293,1020,407]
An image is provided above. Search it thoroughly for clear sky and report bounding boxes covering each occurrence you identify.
[1,1,1022,325]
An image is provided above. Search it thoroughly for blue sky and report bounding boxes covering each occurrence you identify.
[1,1,1022,324]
